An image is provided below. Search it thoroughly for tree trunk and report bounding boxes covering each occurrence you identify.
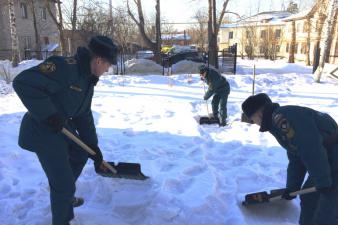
[45,0,67,56]
[126,0,156,51]
[208,0,218,67]
[8,0,20,67]
[29,0,42,59]
[70,0,78,55]
[315,0,338,82]
[305,17,311,66]
[324,10,337,63]
[155,0,161,63]
[288,20,296,63]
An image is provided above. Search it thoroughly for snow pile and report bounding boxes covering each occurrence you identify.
[0,59,337,225]
[0,59,41,83]
[0,80,12,95]
[171,60,203,74]
[124,58,163,75]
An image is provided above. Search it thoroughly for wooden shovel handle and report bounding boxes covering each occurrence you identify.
[270,187,316,201]
[61,128,117,174]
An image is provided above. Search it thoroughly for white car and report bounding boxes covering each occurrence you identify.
[136,50,154,59]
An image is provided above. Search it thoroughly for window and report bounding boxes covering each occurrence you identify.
[295,43,299,54]
[20,3,28,19]
[228,31,233,39]
[40,7,47,20]
[260,30,266,38]
[44,36,49,45]
[20,36,32,49]
[296,22,302,33]
[276,45,280,53]
[286,43,289,53]
[275,29,281,38]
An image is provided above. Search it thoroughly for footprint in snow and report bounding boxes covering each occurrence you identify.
[182,164,206,176]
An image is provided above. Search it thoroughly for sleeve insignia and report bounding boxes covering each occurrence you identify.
[65,57,77,64]
[276,118,295,139]
[39,61,56,74]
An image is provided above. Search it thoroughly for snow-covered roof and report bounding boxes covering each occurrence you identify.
[162,33,191,41]
[282,8,312,21]
[220,11,291,29]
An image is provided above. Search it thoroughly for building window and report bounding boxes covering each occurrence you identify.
[286,43,289,53]
[40,7,47,20]
[276,45,280,53]
[20,36,32,49]
[275,29,281,38]
[260,30,266,38]
[229,31,233,39]
[20,3,28,19]
[44,36,49,45]
[296,22,302,33]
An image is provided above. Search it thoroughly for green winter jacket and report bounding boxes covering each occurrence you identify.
[262,103,338,191]
[13,47,98,151]
[203,67,230,100]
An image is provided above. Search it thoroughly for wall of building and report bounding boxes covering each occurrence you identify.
[0,0,59,60]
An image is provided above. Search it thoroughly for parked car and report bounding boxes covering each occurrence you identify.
[166,51,206,66]
[136,50,154,60]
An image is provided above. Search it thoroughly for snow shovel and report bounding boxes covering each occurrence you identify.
[198,81,220,125]
[61,128,149,180]
[242,187,316,206]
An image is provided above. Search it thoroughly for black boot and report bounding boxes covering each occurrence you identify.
[72,197,84,207]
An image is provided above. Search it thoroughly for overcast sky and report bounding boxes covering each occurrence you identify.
[101,0,315,30]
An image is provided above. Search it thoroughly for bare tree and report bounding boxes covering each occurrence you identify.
[45,0,67,55]
[28,0,42,59]
[315,0,338,82]
[208,0,230,68]
[288,20,296,63]
[192,10,208,51]
[126,0,161,62]
[8,0,20,67]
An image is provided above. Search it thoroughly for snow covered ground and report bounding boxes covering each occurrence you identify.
[0,59,337,225]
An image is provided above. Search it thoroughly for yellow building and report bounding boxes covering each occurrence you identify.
[218,5,338,65]
[218,11,292,60]
[282,1,338,65]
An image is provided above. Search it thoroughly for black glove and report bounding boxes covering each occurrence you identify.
[88,145,103,167]
[281,189,297,200]
[43,113,65,133]
[317,186,336,194]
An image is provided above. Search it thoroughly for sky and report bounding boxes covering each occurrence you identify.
[111,0,316,30]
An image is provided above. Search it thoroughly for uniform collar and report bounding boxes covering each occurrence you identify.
[260,103,280,132]
[75,47,92,78]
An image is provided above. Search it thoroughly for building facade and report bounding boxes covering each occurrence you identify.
[0,0,58,60]
[218,5,337,65]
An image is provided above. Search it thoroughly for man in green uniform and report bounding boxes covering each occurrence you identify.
[242,93,338,225]
[13,36,117,225]
[199,65,230,126]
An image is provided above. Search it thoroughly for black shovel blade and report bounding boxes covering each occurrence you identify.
[242,188,286,206]
[96,162,149,180]
[242,191,270,206]
[199,116,220,125]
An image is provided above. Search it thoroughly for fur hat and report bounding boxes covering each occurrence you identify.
[242,93,272,118]
[88,36,117,64]
[198,64,208,74]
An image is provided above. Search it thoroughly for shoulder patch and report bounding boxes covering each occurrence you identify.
[39,61,56,74]
[274,113,295,139]
[65,57,77,64]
